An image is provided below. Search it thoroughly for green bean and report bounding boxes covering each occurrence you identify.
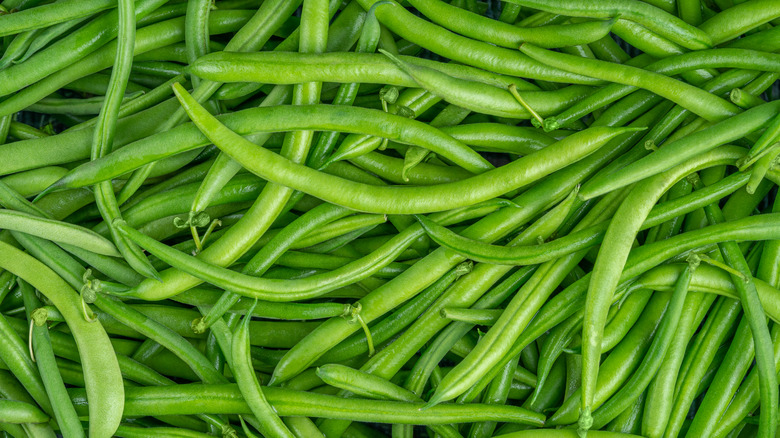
[184,0,210,87]
[318,261,473,364]
[494,431,642,438]
[693,176,778,438]
[92,294,227,385]
[502,0,711,49]
[581,101,780,199]
[409,0,614,49]
[191,51,568,95]
[17,15,90,64]
[417,170,751,265]
[590,260,696,428]
[172,82,637,214]
[548,292,672,427]
[193,202,353,332]
[232,300,294,437]
[275,107,660,401]
[641,289,714,438]
[22,283,84,438]
[0,0,114,36]
[0,400,49,424]
[0,27,40,68]
[0,309,51,416]
[69,383,546,425]
[0,11,253,119]
[116,202,497,302]
[699,0,780,44]
[0,0,168,98]
[353,0,610,83]
[113,425,213,438]
[381,49,594,120]
[0,209,120,255]
[685,316,756,437]
[520,44,743,122]
[89,0,160,281]
[0,241,123,438]
[316,364,461,438]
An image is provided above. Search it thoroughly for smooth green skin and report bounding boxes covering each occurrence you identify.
[700,0,780,44]
[90,174,265,236]
[0,11,253,119]
[547,293,671,427]
[117,0,307,204]
[0,210,119,256]
[188,86,289,219]
[589,263,694,428]
[353,0,601,84]
[316,364,421,402]
[441,308,501,325]
[579,147,744,429]
[90,0,159,281]
[233,301,294,438]
[535,290,652,399]
[52,103,493,192]
[318,261,473,364]
[25,288,84,437]
[417,170,751,265]
[68,384,546,425]
[381,49,593,120]
[401,188,574,409]
[501,0,711,49]
[305,1,385,170]
[547,50,780,133]
[710,324,780,437]
[184,0,210,72]
[18,15,91,64]
[685,317,755,437]
[408,0,613,49]
[190,51,579,99]
[279,108,659,399]
[114,425,214,438]
[426,187,628,410]
[0,28,41,69]
[468,356,518,438]
[214,0,364,102]
[641,289,715,438]
[0,0,114,36]
[69,75,187,133]
[663,295,743,438]
[192,0,365,214]
[176,289,349,321]
[173,82,636,214]
[0,241,123,438]
[317,364,461,438]
[92,294,227,385]
[27,92,142,115]
[442,123,558,155]
[696,182,778,438]
[520,44,741,124]
[117,216,414,301]
[0,0,168,98]
[195,202,353,332]
[496,431,642,438]
[549,58,761,133]
[118,200,505,302]
[581,100,780,199]
[0,400,49,424]
[0,311,52,416]
[448,209,780,409]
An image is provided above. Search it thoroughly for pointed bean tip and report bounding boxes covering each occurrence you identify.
[423,392,445,409]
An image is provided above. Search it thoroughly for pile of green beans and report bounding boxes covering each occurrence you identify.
[0,0,779,437]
